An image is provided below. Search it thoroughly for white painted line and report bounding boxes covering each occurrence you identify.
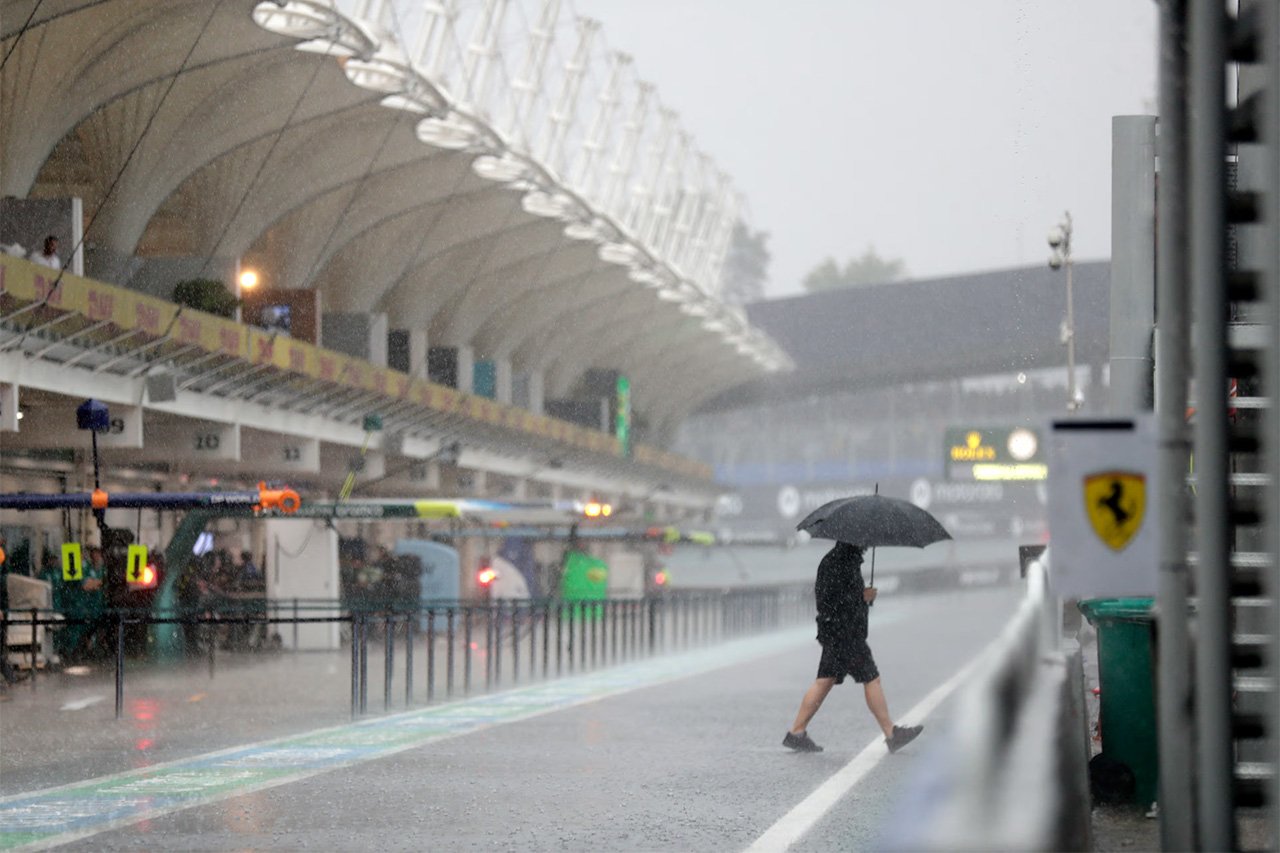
[744,654,985,853]
[58,696,105,712]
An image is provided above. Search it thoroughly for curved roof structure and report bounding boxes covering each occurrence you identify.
[709,261,1112,409]
[0,0,789,436]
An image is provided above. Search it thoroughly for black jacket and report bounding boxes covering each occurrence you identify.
[814,543,868,648]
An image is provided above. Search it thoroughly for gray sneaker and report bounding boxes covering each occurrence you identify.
[885,724,923,753]
[783,731,823,752]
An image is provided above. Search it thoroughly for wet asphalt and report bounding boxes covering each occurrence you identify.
[3,585,1023,851]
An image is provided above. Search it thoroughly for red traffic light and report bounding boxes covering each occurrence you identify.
[477,567,497,587]
[653,570,668,587]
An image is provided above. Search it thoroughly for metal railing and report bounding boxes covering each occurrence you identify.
[883,554,1092,851]
[2,586,813,722]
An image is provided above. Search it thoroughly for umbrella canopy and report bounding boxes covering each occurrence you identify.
[796,494,951,548]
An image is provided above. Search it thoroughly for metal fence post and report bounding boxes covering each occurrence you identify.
[350,615,359,719]
[384,614,394,711]
[511,602,520,685]
[358,615,368,715]
[115,614,125,720]
[292,597,299,652]
[464,606,473,695]
[493,601,502,689]
[648,597,657,654]
[542,602,550,677]
[427,609,436,704]
[1189,2,1234,846]
[29,609,37,683]
[405,614,415,705]
[486,603,495,690]
[1155,1,1195,847]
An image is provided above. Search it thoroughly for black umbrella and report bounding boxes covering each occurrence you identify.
[795,485,951,585]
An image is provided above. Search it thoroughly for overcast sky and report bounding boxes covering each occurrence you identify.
[576,1,1157,298]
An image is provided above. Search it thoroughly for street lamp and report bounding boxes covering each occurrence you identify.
[1048,211,1081,411]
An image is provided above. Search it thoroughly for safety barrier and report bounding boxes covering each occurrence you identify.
[1,585,813,722]
[882,553,1093,851]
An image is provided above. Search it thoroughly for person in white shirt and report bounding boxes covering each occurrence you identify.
[31,235,60,270]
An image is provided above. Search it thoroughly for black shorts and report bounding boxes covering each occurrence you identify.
[817,640,879,684]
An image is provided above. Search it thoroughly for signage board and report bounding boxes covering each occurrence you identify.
[1046,416,1159,598]
[61,543,83,582]
[945,426,1047,481]
[615,375,632,457]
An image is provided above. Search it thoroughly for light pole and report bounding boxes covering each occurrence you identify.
[1048,212,1080,411]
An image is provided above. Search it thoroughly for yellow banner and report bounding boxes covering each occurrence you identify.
[0,255,713,472]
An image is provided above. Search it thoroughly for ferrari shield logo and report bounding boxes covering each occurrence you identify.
[1084,472,1146,551]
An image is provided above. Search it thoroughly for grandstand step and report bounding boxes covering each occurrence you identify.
[1229,269,1262,302]
[1233,674,1272,694]
[1235,761,1272,810]
[1187,472,1271,488]
[1232,634,1270,669]
[1186,551,1271,570]
[1229,190,1261,224]
[1230,420,1261,454]
[1232,569,1265,598]
[1234,712,1267,740]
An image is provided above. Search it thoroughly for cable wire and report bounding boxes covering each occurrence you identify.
[0,0,44,73]
[194,47,332,280]
[25,0,226,314]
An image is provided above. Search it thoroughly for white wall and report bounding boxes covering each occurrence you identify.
[265,518,340,650]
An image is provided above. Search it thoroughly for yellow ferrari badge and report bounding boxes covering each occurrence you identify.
[1084,471,1146,551]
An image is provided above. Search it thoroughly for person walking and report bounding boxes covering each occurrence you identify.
[783,542,922,754]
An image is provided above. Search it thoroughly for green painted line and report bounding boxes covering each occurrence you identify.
[0,627,813,851]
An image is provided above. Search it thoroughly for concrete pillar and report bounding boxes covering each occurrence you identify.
[409,329,429,378]
[456,345,475,396]
[494,358,513,404]
[1110,115,1157,413]
[527,370,546,414]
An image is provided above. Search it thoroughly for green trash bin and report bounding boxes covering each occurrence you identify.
[1078,597,1158,807]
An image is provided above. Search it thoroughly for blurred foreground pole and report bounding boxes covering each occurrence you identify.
[1110,115,1156,411]
[1264,0,1280,840]
[1154,1,1195,848]
[1189,0,1235,847]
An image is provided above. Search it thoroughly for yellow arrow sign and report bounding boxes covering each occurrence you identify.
[126,544,149,583]
[61,543,83,582]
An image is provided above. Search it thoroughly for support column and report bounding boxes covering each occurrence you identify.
[409,330,429,379]
[494,358,513,404]
[456,345,475,396]
[1111,115,1157,411]
[527,370,546,415]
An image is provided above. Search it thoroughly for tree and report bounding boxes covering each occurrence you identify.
[719,221,771,305]
[801,245,907,292]
[172,278,239,318]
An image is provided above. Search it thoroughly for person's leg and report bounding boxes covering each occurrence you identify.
[790,677,837,734]
[863,677,895,738]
